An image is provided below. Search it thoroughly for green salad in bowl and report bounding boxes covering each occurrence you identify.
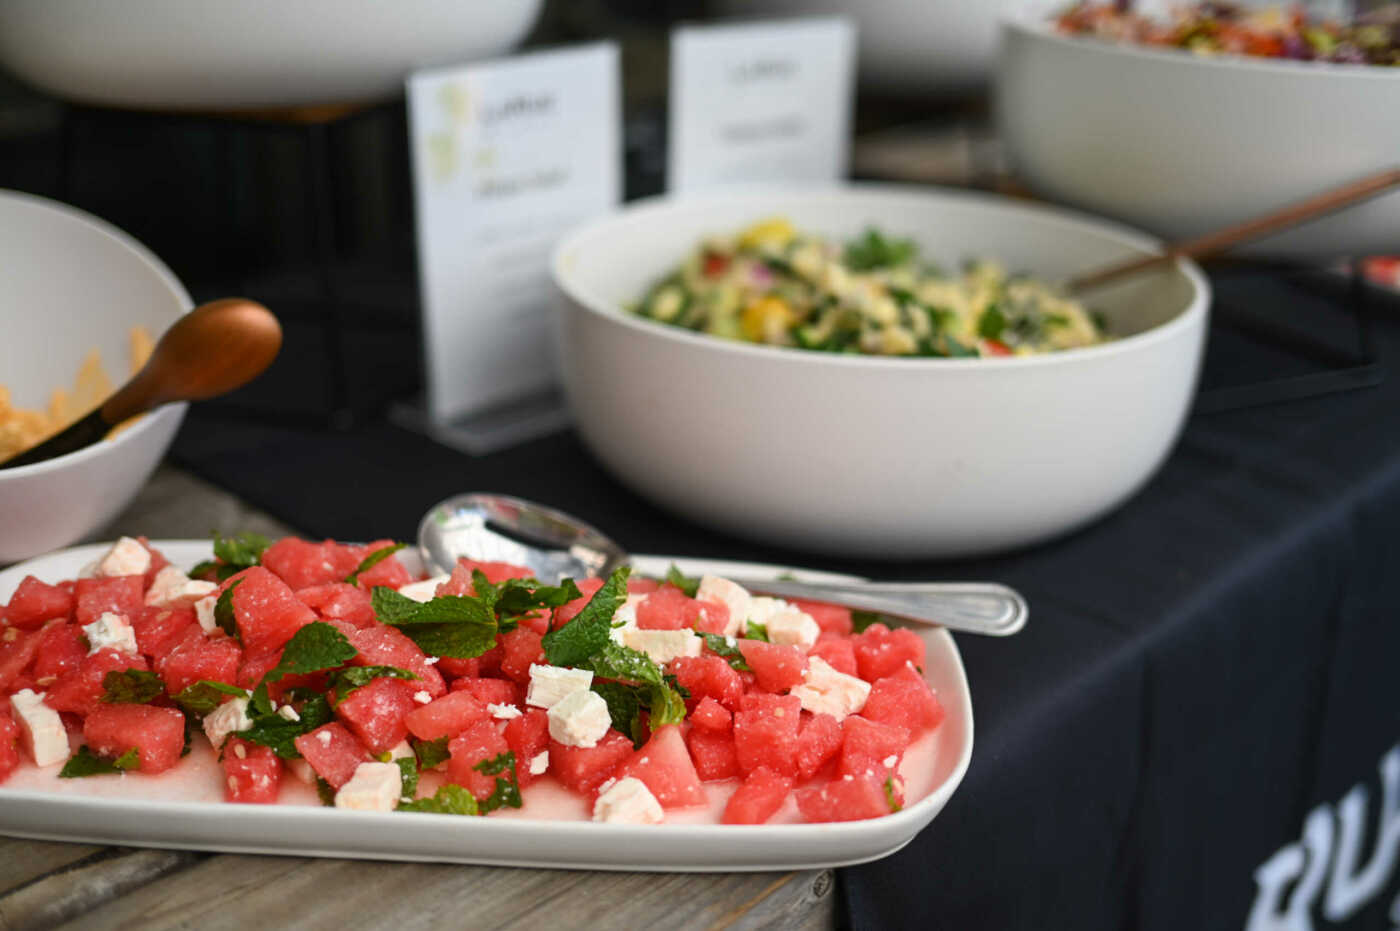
[630,218,1107,358]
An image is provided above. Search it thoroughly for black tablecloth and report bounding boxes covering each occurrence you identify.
[169,270,1400,930]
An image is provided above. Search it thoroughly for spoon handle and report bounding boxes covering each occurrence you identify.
[735,579,1028,637]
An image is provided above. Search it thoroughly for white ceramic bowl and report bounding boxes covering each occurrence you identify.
[552,185,1209,559]
[712,0,1015,96]
[0,0,542,110]
[999,11,1400,259]
[0,191,189,564]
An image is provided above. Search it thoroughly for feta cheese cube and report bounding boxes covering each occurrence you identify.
[412,690,433,705]
[547,689,611,748]
[592,776,664,824]
[83,612,138,656]
[696,576,751,637]
[144,566,218,608]
[193,595,219,633]
[745,596,791,632]
[203,697,252,749]
[489,703,522,720]
[276,705,300,722]
[765,608,820,651]
[619,627,703,665]
[607,594,646,645]
[96,536,151,578]
[526,664,593,709]
[334,761,402,812]
[791,657,871,721]
[396,574,451,603]
[9,689,69,767]
[529,750,550,776]
[386,740,416,761]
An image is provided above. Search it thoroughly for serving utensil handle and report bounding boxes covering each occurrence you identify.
[735,579,1028,637]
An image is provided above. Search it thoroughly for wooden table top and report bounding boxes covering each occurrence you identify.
[0,467,836,931]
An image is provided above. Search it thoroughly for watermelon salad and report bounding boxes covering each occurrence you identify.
[0,534,945,825]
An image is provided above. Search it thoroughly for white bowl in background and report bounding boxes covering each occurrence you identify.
[0,0,542,110]
[552,185,1209,559]
[712,0,1015,96]
[999,12,1400,259]
[0,191,189,564]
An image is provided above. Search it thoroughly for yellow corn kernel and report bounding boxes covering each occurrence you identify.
[741,296,796,342]
[737,217,795,250]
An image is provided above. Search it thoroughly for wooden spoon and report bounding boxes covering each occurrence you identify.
[1065,167,1400,294]
[1,298,281,469]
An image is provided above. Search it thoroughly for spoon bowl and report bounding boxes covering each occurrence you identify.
[419,492,1028,637]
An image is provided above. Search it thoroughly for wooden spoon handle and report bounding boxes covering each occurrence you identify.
[1066,167,1400,294]
[101,298,281,423]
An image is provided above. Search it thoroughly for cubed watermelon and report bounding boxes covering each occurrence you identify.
[0,624,47,692]
[732,693,802,778]
[451,677,520,708]
[260,538,359,590]
[344,625,446,698]
[4,576,74,628]
[852,624,925,683]
[627,578,661,595]
[795,771,894,823]
[222,737,282,803]
[504,708,549,787]
[30,623,85,684]
[437,656,480,679]
[790,600,853,636]
[809,637,858,677]
[687,728,739,782]
[438,559,535,597]
[156,628,242,695]
[136,537,170,589]
[861,664,944,736]
[637,586,702,630]
[736,640,807,693]
[74,576,144,626]
[838,715,911,779]
[131,606,197,659]
[550,730,633,796]
[795,713,843,781]
[224,567,317,655]
[294,722,370,788]
[498,628,544,684]
[551,577,604,628]
[722,766,793,824]
[404,690,488,741]
[446,719,511,801]
[351,540,414,591]
[83,703,185,774]
[46,648,149,715]
[334,677,417,753]
[295,584,375,628]
[689,696,732,733]
[0,713,19,784]
[611,725,706,808]
[669,655,744,711]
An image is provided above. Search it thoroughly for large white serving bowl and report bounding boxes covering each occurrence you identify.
[0,0,542,110]
[999,11,1400,259]
[0,191,189,563]
[712,0,1015,96]
[552,185,1209,559]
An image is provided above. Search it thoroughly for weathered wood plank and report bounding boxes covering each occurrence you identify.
[0,840,107,897]
[56,856,834,931]
[0,848,201,931]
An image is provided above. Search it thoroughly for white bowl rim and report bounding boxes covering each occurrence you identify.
[551,182,1210,373]
[0,188,192,479]
[1003,9,1400,83]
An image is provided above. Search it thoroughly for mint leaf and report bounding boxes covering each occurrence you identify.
[413,736,451,771]
[173,680,249,717]
[371,587,499,659]
[665,564,699,598]
[699,633,751,672]
[261,622,358,685]
[316,777,336,806]
[844,228,917,271]
[646,681,687,729]
[100,669,165,704]
[399,783,479,816]
[193,531,271,581]
[591,681,643,747]
[581,641,664,686]
[490,575,583,624]
[885,775,902,813]
[541,567,630,667]
[235,694,333,759]
[327,665,417,702]
[977,303,1006,341]
[395,756,419,800]
[214,580,242,642]
[344,543,406,585]
[59,745,140,778]
[472,751,515,777]
[744,621,770,643]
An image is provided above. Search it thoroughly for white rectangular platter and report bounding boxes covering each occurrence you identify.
[0,541,972,871]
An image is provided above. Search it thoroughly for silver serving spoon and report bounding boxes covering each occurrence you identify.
[417,493,1027,637]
